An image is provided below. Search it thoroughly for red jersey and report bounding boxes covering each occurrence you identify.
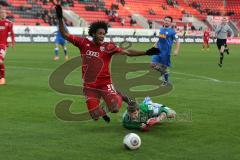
[67,35,123,86]
[203,31,210,40]
[0,19,14,49]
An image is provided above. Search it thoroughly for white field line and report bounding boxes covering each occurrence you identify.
[7,66,240,85]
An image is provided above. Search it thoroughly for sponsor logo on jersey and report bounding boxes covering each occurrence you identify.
[159,34,167,39]
[86,50,99,57]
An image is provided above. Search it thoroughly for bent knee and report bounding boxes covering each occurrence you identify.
[150,63,157,69]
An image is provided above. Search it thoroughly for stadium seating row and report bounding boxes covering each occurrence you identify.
[3,0,240,29]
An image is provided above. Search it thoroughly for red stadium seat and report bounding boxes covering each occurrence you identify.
[5,0,240,29]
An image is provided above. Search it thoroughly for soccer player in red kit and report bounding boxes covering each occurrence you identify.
[0,7,15,85]
[202,29,210,51]
[55,5,159,122]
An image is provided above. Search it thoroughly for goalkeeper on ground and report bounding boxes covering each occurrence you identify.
[121,95,176,131]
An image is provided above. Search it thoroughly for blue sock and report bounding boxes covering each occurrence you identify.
[54,48,59,57]
[164,73,169,82]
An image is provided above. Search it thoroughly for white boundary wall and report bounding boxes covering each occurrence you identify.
[12,26,240,44]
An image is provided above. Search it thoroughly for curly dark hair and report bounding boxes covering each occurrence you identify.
[88,21,108,37]
[164,16,173,22]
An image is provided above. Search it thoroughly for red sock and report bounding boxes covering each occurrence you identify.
[0,64,4,79]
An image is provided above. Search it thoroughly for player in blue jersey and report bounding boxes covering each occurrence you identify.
[54,24,68,61]
[150,16,180,86]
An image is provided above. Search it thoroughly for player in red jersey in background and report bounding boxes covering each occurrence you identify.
[202,28,210,51]
[55,5,159,122]
[0,6,15,85]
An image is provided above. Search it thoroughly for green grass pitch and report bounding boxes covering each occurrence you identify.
[0,43,240,160]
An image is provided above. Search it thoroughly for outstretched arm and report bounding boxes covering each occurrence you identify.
[119,47,160,56]
[55,5,69,40]
[52,31,58,34]
[120,49,146,57]
[144,112,167,129]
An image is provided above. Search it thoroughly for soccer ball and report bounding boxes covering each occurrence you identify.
[123,133,141,150]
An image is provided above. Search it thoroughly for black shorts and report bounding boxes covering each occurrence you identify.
[216,39,227,50]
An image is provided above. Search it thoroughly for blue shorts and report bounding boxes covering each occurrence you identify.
[55,38,67,46]
[151,54,171,67]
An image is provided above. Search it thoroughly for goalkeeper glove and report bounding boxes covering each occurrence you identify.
[145,47,160,55]
[55,5,63,19]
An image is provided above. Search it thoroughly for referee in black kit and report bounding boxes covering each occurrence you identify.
[215,17,234,67]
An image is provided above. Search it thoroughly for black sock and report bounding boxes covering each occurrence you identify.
[220,52,224,64]
[102,115,110,123]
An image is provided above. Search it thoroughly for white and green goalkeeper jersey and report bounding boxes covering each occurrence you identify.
[122,97,172,129]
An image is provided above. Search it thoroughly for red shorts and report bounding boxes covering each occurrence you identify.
[83,83,122,112]
[0,47,7,61]
[203,39,209,44]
